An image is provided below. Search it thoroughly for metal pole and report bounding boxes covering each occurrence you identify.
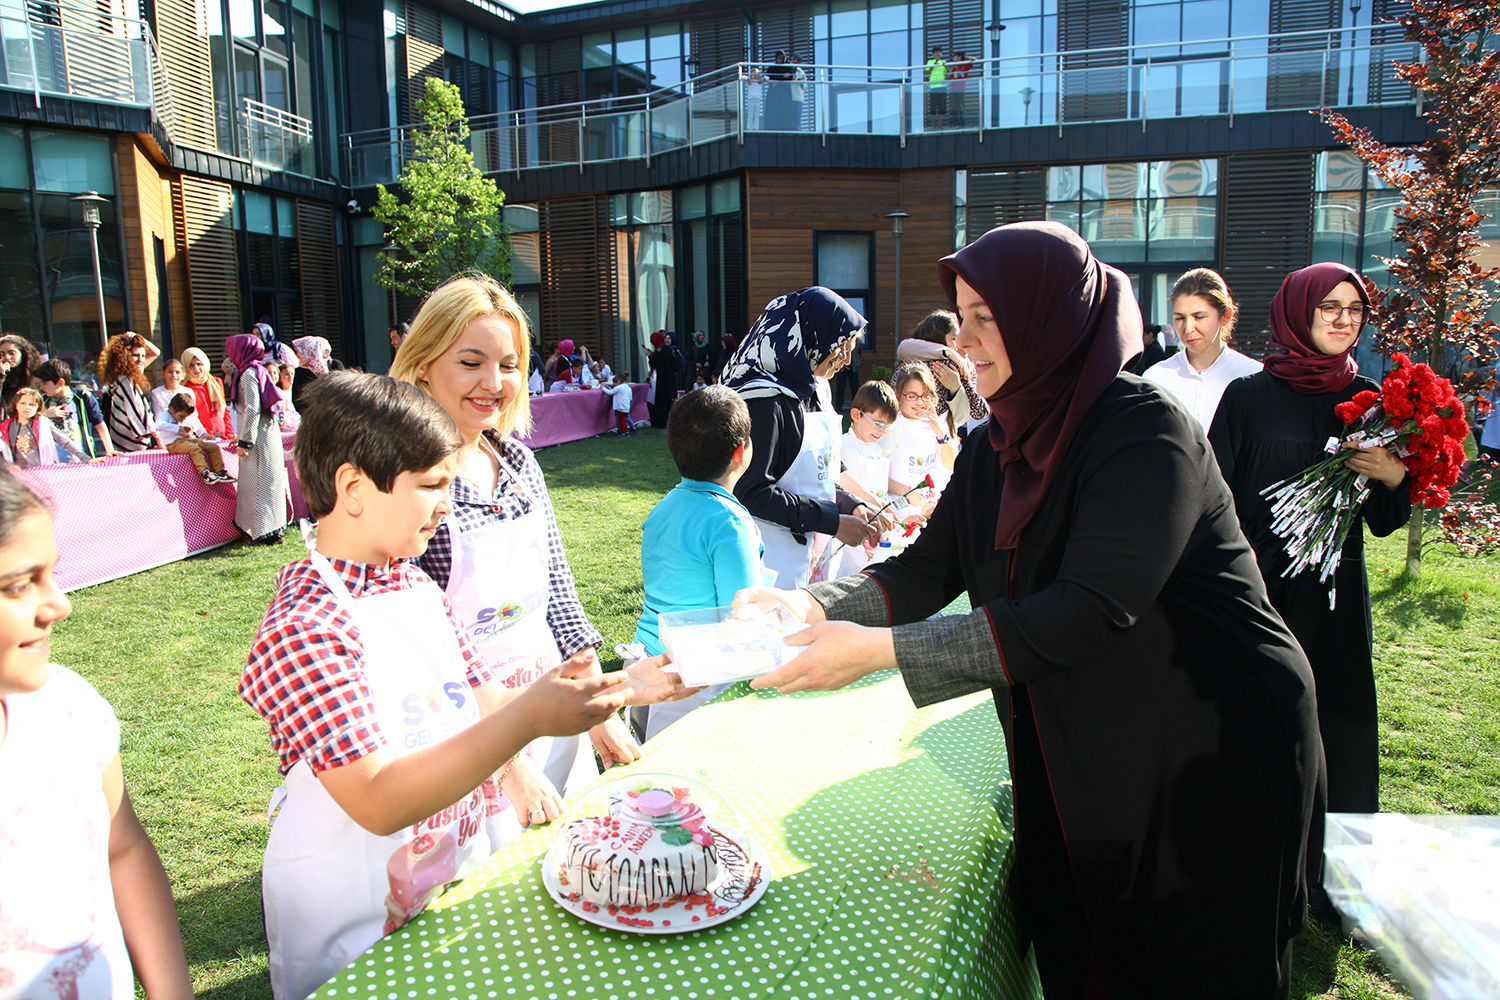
[887,211,909,351]
[87,225,107,341]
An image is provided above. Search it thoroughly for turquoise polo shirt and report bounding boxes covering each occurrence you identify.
[632,478,765,656]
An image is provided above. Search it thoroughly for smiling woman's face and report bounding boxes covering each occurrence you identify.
[953,276,1011,397]
[416,314,523,442]
[1309,280,1365,356]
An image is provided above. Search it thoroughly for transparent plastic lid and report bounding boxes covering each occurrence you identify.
[657,603,808,685]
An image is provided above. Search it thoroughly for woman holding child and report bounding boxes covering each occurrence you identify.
[393,275,644,837]
[179,347,232,440]
[741,223,1324,999]
[725,287,879,590]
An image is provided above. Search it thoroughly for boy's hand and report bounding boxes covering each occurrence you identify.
[730,587,827,624]
[45,403,68,419]
[623,654,706,706]
[835,514,879,548]
[500,754,563,827]
[589,714,641,770]
[515,661,630,738]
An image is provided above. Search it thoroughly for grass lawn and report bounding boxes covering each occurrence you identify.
[46,427,1498,1000]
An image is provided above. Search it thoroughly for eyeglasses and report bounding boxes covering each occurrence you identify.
[1316,302,1365,323]
[860,414,892,430]
[901,392,933,403]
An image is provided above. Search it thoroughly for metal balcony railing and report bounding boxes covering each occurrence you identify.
[0,0,155,107]
[343,25,1420,186]
[241,96,314,176]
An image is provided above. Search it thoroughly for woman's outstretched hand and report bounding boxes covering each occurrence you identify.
[730,586,826,624]
[749,621,896,693]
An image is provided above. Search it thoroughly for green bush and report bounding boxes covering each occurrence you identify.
[872,365,893,383]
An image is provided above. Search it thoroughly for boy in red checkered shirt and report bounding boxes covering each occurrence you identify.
[241,372,694,1000]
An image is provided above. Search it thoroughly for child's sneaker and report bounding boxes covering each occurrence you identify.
[200,468,216,483]
[213,470,236,483]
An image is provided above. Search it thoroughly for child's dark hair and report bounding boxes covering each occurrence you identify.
[911,310,959,344]
[34,358,71,385]
[6,387,41,418]
[0,468,47,545]
[665,385,751,482]
[614,372,628,384]
[168,392,195,415]
[851,380,898,420]
[295,372,462,519]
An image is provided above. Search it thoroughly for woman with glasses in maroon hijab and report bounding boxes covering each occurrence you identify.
[736,222,1323,999]
[1209,263,1410,818]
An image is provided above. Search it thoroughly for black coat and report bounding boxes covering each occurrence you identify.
[290,366,318,412]
[863,376,1322,996]
[1209,370,1410,813]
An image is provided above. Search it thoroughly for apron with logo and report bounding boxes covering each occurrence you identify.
[261,552,492,1000]
[442,452,597,843]
[756,379,842,590]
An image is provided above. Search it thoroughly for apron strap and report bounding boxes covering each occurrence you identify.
[307,550,357,608]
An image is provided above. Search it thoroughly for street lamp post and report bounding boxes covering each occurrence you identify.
[71,190,109,347]
[887,211,909,350]
[987,22,1006,129]
[1346,0,1363,106]
[1021,86,1036,125]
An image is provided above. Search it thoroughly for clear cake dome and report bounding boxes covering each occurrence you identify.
[550,769,742,836]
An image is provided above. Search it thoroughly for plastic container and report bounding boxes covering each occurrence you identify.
[1323,812,1500,999]
[657,603,809,686]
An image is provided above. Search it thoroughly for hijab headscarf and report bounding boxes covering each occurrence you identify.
[293,336,331,376]
[1264,262,1368,394]
[721,287,865,410]
[938,222,1141,550]
[554,339,577,383]
[178,346,225,404]
[227,334,283,414]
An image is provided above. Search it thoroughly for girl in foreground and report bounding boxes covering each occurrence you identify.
[0,469,193,1000]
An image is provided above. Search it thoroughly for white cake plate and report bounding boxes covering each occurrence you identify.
[542,827,771,935]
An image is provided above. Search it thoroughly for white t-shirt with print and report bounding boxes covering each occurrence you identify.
[888,414,951,496]
[0,665,132,1000]
[841,427,894,500]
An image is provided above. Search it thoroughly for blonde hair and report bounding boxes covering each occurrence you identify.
[390,274,533,438]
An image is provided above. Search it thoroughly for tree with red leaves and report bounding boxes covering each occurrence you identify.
[1322,0,1500,577]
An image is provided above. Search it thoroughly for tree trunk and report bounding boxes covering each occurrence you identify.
[1406,504,1424,579]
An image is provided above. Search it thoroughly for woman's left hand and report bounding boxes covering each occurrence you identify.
[1343,442,1407,489]
[749,621,895,694]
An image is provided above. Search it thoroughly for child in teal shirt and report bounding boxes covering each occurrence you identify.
[630,386,763,740]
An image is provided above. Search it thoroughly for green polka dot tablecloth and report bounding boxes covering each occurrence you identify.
[311,671,1042,1000]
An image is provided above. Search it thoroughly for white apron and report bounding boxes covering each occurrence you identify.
[755,379,842,590]
[262,552,492,1000]
[442,458,597,839]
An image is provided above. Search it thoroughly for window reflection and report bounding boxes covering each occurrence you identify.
[1047,159,1218,263]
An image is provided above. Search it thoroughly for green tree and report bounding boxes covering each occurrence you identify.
[373,77,510,299]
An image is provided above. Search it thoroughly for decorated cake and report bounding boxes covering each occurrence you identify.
[559,786,720,909]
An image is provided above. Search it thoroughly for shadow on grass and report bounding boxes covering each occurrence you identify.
[197,972,273,1000]
[1372,574,1469,630]
[533,431,679,495]
[178,874,268,967]
[1290,912,1341,998]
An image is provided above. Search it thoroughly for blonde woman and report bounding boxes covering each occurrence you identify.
[391,274,642,842]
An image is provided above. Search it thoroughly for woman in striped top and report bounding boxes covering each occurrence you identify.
[98,333,161,453]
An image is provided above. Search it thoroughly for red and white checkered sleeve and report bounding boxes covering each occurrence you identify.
[241,596,388,775]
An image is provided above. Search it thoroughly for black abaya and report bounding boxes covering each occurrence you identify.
[1209,370,1410,813]
[811,376,1323,998]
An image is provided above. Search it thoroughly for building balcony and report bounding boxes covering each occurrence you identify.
[241,97,314,176]
[342,25,1419,188]
[0,0,157,110]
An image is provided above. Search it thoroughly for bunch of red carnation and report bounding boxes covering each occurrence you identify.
[1332,353,1468,508]
[1262,353,1470,592]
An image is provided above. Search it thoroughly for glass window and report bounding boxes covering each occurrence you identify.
[870,0,908,33]
[1046,201,1081,232]
[39,193,125,355]
[243,190,274,233]
[615,27,646,69]
[832,34,866,69]
[263,0,287,56]
[633,190,673,225]
[230,0,256,41]
[0,127,26,181]
[31,131,114,194]
[1180,0,1229,42]
[1048,165,1079,201]
[582,33,612,69]
[443,14,465,56]
[263,55,288,111]
[0,190,44,348]
[293,11,313,120]
[711,178,739,214]
[1134,4,1180,47]
[1317,150,1365,191]
[831,0,868,37]
[277,196,298,236]
[816,233,871,290]
[609,193,628,226]
[1004,0,1043,18]
[679,184,706,219]
[504,203,540,232]
[1150,158,1216,198]
[870,31,906,70]
[235,45,260,107]
[1082,200,1146,261]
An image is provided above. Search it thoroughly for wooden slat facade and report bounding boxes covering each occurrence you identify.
[296,199,342,358]
[175,174,242,369]
[114,134,186,351]
[1220,151,1315,353]
[745,167,953,362]
[539,195,618,365]
[152,0,216,150]
[402,2,445,127]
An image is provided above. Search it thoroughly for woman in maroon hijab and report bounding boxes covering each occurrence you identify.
[738,222,1323,998]
[1209,263,1409,817]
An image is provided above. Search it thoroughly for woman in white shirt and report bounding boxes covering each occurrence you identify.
[1143,268,1261,430]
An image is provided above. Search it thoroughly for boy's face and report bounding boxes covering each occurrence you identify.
[850,407,894,443]
[170,405,192,423]
[39,380,65,399]
[358,455,457,561]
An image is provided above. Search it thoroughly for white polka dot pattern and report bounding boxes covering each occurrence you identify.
[310,667,1041,1000]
